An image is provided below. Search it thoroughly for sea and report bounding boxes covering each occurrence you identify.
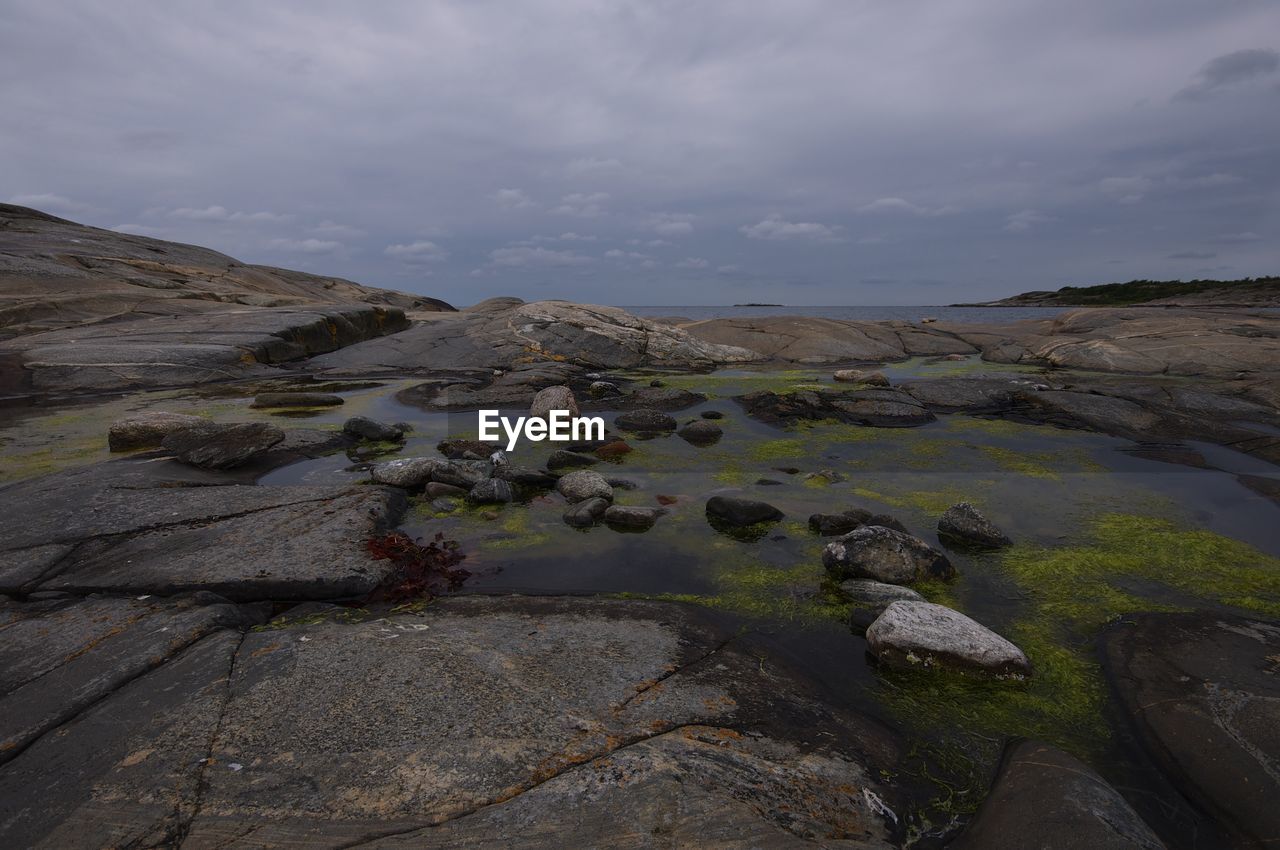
[617,305,1069,323]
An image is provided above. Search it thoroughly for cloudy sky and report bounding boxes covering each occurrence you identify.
[3,1,1278,306]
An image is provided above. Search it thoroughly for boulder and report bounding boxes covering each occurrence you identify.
[107,411,206,451]
[425,482,468,499]
[547,449,598,470]
[839,579,925,608]
[342,416,405,442]
[529,385,580,420]
[938,502,1011,549]
[431,459,492,490]
[495,466,559,488]
[834,369,890,387]
[865,601,1032,676]
[619,386,706,410]
[809,509,872,536]
[705,496,784,527]
[563,497,610,528]
[604,505,662,531]
[160,422,285,469]
[555,470,614,503]
[250,392,344,408]
[370,457,441,488]
[1102,612,1280,848]
[678,420,723,445]
[467,478,514,505]
[822,526,954,583]
[615,408,677,432]
[950,740,1165,850]
[436,438,500,460]
[588,380,620,397]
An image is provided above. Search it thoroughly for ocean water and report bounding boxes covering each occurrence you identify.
[618,305,1069,323]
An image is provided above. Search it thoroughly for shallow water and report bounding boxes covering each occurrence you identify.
[3,357,1278,842]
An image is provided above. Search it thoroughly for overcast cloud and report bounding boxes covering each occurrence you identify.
[2,1,1277,305]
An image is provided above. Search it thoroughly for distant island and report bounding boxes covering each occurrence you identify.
[733,303,784,307]
[957,277,1280,308]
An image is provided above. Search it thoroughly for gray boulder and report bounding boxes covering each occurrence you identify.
[822,526,955,583]
[431,459,492,490]
[865,601,1032,676]
[563,496,610,527]
[495,466,559,488]
[938,502,1011,549]
[950,740,1165,849]
[370,457,440,488]
[619,386,706,410]
[839,579,925,608]
[705,495,784,527]
[604,505,662,531]
[107,411,206,451]
[425,481,468,499]
[529,385,579,420]
[546,449,598,470]
[467,478,514,505]
[615,408,677,432]
[342,416,405,442]
[556,470,614,503]
[160,422,285,469]
[678,419,723,445]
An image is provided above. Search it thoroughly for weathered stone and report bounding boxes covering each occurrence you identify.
[556,470,614,503]
[563,496,611,527]
[951,740,1165,850]
[834,369,889,386]
[865,601,1032,676]
[437,438,500,459]
[603,505,662,531]
[678,419,723,445]
[250,392,344,408]
[899,377,1024,412]
[342,416,404,442]
[614,408,678,432]
[467,478,514,505]
[107,411,206,451]
[161,422,285,469]
[1013,389,1164,436]
[494,466,559,488]
[839,579,925,607]
[822,525,954,583]
[547,449,598,470]
[425,481,468,499]
[529,385,580,420]
[588,380,620,397]
[1102,612,1280,848]
[737,388,934,428]
[938,502,1011,549]
[370,456,440,488]
[618,386,706,410]
[809,509,873,536]
[431,459,491,490]
[705,495,784,527]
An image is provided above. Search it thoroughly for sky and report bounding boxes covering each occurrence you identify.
[2,1,1278,307]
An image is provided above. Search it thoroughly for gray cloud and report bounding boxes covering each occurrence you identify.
[1174,48,1279,101]
[2,1,1277,305]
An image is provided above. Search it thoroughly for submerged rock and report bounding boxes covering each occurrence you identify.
[865,601,1032,676]
[425,482,468,499]
[619,386,706,410]
[615,408,677,432]
[370,456,440,488]
[839,579,925,608]
[431,459,492,490]
[951,740,1164,850]
[823,526,955,584]
[938,502,1011,549]
[563,496,610,527]
[556,470,614,503]
[833,369,890,386]
[495,466,558,488]
[529,385,580,420]
[705,495,784,527]
[250,392,344,408]
[437,438,499,459]
[107,411,206,451]
[604,505,662,531]
[161,422,285,469]
[343,416,405,442]
[701,410,725,419]
[678,419,723,445]
[809,510,908,537]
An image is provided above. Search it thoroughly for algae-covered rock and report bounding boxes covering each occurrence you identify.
[865,601,1031,676]
[822,525,954,583]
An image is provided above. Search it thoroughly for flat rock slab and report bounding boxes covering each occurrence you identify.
[1102,612,1280,848]
[0,460,405,599]
[0,595,251,769]
[0,596,901,847]
[950,740,1164,850]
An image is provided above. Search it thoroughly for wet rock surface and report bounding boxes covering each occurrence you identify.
[251,391,344,408]
[738,387,935,428]
[614,407,678,432]
[107,411,206,451]
[160,421,286,469]
[950,740,1165,850]
[1102,612,1280,848]
[938,502,1011,549]
[705,495,785,527]
[823,526,955,584]
[555,469,615,503]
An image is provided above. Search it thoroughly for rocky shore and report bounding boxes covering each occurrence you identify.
[1,206,1277,848]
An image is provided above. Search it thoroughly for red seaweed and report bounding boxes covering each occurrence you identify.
[365,531,468,602]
